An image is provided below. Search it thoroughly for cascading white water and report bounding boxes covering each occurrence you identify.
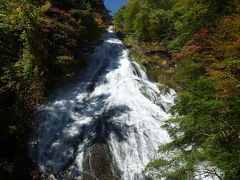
[29,26,176,180]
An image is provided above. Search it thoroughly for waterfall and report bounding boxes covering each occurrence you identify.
[29,26,176,180]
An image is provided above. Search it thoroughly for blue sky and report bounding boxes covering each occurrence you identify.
[104,0,127,15]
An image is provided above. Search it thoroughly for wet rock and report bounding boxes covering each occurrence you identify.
[82,143,116,180]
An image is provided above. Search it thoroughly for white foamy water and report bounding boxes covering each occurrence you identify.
[29,26,176,179]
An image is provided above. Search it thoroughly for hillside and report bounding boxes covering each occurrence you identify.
[0,0,109,179]
[114,0,240,179]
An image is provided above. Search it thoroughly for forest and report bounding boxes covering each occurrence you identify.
[0,0,108,179]
[114,0,240,179]
[0,0,239,179]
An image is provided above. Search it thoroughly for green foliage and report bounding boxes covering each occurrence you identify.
[51,0,106,12]
[145,4,240,179]
[114,0,237,50]
[114,0,176,41]
[113,6,126,33]
[115,0,240,179]
[0,0,108,179]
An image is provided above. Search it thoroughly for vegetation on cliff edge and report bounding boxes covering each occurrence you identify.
[0,0,108,179]
[114,0,240,179]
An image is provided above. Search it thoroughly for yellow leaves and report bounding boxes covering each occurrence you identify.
[208,14,240,59]
[174,20,184,31]
[57,56,74,65]
[217,79,239,99]
[162,60,168,66]
[207,69,228,79]
[94,17,106,29]
[40,1,51,14]
[1,1,50,31]
[16,6,22,13]
[207,67,239,99]
[200,13,240,99]
[56,56,78,78]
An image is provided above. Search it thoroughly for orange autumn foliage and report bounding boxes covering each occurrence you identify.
[205,14,240,99]
[208,15,240,59]
[173,28,210,60]
[173,13,240,99]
